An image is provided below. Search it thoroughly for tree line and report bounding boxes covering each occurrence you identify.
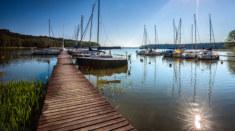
[0,29,99,48]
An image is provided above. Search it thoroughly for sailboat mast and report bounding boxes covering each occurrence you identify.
[191,24,194,44]
[89,4,95,42]
[144,25,148,45]
[48,18,51,47]
[194,14,197,44]
[209,14,212,43]
[80,15,84,41]
[49,19,51,38]
[97,0,100,45]
[144,25,146,46]
[179,18,182,44]
[62,24,64,49]
[76,24,80,46]
[209,14,215,48]
[173,19,176,44]
[154,25,157,44]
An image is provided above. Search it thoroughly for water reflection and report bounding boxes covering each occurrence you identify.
[166,59,218,130]
[79,65,128,103]
[1,49,235,130]
[77,49,235,130]
[227,50,235,74]
[0,49,56,82]
[79,65,128,77]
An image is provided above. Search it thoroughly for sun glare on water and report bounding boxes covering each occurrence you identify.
[194,114,201,129]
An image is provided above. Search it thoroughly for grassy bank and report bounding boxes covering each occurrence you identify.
[0,81,45,131]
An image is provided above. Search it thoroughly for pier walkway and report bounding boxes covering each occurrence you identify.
[37,51,135,131]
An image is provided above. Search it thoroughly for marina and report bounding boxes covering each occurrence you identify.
[1,0,235,130]
[1,48,235,130]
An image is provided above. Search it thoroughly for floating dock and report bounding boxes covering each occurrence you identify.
[37,51,135,131]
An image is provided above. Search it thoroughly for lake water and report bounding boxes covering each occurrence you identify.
[0,49,57,82]
[1,49,235,131]
[82,49,235,131]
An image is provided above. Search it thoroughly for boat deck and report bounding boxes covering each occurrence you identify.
[37,51,135,131]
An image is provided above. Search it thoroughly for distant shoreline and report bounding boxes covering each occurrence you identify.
[0,29,99,48]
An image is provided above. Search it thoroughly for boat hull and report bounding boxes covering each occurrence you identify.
[197,55,219,60]
[136,50,162,56]
[76,57,128,69]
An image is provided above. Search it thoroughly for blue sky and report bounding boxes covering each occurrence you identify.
[0,0,235,47]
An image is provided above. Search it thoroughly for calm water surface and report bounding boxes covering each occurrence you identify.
[81,49,235,131]
[0,49,57,82]
[1,49,235,131]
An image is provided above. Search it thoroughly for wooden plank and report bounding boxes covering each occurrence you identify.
[79,118,127,131]
[37,51,135,131]
[96,121,130,131]
[39,105,112,125]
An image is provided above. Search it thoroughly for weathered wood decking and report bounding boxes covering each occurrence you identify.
[37,51,135,131]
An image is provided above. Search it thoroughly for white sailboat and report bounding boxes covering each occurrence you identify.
[137,25,161,56]
[182,14,198,59]
[172,18,184,58]
[197,14,219,60]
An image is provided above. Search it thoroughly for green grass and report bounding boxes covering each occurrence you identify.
[0,81,44,131]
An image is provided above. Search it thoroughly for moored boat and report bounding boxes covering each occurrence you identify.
[172,49,184,58]
[162,50,174,57]
[76,56,127,69]
[197,49,219,60]
[136,49,161,56]
[182,50,197,59]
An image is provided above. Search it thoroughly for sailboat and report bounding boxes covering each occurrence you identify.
[182,14,198,59]
[33,19,60,55]
[76,0,127,68]
[173,18,185,58]
[136,25,149,55]
[197,14,219,60]
[136,25,161,56]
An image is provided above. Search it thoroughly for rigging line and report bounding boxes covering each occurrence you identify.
[83,0,98,44]
[76,24,80,40]
[156,26,159,44]
[142,27,145,46]
[173,19,175,44]
[50,26,54,37]
[210,14,216,43]
[191,24,194,44]
[101,22,114,46]
[73,25,77,39]
[99,15,113,45]
[196,15,201,43]
[80,15,84,41]
[197,26,201,43]
[75,24,80,46]
[81,3,96,42]
[178,18,182,44]
[89,4,96,42]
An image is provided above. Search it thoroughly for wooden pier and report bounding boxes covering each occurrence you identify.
[37,51,135,131]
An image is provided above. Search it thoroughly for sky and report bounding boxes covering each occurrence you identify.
[0,0,235,47]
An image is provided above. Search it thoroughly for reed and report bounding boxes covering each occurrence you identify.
[0,81,44,130]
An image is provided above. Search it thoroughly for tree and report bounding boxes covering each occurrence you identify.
[227,30,235,42]
[225,30,235,49]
